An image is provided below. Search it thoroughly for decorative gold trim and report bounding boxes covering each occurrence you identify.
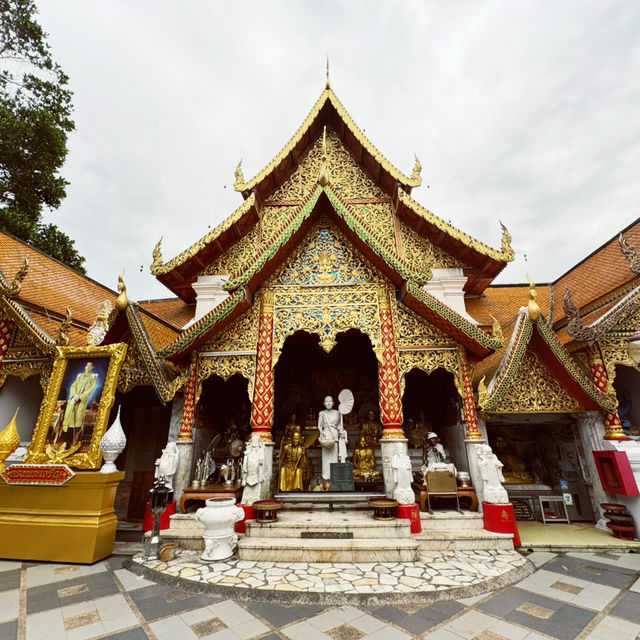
[24,343,127,470]
[0,259,28,297]
[234,88,421,193]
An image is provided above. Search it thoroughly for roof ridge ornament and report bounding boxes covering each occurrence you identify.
[619,233,640,275]
[499,221,514,259]
[151,237,163,272]
[490,314,504,347]
[116,270,129,311]
[526,274,541,321]
[234,159,245,192]
[1,258,28,297]
[56,308,72,346]
[318,126,331,187]
[410,155,422,186]
[325,56,330,90]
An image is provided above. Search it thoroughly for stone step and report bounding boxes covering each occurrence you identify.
[419,511,485,530]
[414,529,514,551]
[245,511,411,539]
[237,537,419,562]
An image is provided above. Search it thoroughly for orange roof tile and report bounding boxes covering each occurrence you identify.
[466,284,552,327]
[138,311,180,351]
[28,310,87,347]
[139,299,194,329]
[0,232,117,327]
[552,219,640,325]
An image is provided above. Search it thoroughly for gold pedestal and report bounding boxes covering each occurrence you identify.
[0,471,124,564]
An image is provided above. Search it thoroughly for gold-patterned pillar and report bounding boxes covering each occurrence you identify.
[177,356,198,442]
[377,289,404,439]
[250,291,275,442]
[459,352,483,440]
[587,343,628,441]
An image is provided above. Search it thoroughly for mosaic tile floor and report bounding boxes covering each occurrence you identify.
[2,550,640,640]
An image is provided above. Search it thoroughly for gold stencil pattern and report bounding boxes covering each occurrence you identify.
[202,225,260,278]
[117,335,150,393]
[398,348,462,397]
[200,304,260,354]
[198,354,255,400]
[400,220,462,270]
[395,305,454,349]
[490,348,582,413]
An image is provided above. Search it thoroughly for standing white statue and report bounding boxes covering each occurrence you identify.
[317,391,352,481]
[155,441,179,490]
[391,452,415,504]
[241,433,265,505]
[478,444,509,504]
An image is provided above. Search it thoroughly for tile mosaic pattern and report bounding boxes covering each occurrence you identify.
[1,549,640,640]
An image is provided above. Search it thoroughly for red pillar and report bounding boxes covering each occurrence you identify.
[460,352,483,440]
[177,356,198,442]
[250,292,275,442]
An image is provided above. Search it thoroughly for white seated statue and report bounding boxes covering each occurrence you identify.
[155,441,179,490]
[317,395,348,481]
[241,433,265,505]
[391,452,415,505]
[422,431,456,478]
[478,444,509,504]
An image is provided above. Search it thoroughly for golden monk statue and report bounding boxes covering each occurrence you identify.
[360,410,382,446]
[493,435,534,483]
[353,436,381,482]
[279,431,310,491]
[284,414,302,443]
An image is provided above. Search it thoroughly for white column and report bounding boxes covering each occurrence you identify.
[182,275,230,329]
[173,441,194,507]
[380,439,409,499]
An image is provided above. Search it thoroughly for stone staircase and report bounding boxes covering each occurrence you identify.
[161,507,514,561]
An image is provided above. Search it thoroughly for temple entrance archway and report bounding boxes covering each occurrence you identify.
[402,368,466,470]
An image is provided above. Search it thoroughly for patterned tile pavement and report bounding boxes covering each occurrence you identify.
[1,551,640,640]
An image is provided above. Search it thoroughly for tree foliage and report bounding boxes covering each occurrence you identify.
[0,0,85,273]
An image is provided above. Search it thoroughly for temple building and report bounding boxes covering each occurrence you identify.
[1,76,640,543]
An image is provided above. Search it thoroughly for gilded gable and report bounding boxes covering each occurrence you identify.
[400,221,462,271]
[395,305,455,349]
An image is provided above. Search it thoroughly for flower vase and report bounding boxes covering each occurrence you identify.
[195,497,244,561]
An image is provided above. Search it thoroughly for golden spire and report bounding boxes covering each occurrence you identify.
[490,314,504,346]
[527,274,541,321]
[318,126,331,186]
[234,160,245,191]
[151,237,163,272]
[116,269,128,311]
[325,56,330,90]
[0,408,20,472]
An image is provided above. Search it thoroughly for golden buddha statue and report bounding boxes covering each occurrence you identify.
[353,436,381,482]
[359,410,382,446]
[408,411,430,448]
[493,435,534,484]
[279,431,310,491]
[283,414,302,443]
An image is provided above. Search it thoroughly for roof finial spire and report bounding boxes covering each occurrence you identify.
[325,55,331,90]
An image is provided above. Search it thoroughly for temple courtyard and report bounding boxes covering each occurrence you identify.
[3,549,640,640]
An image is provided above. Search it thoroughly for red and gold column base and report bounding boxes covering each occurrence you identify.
[380,428,406,440]
[250,428,273,443]
[604,411,629,441]
[482,501,521,547]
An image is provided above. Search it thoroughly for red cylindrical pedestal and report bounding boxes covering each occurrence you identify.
[396,503,422,534]
[482,502,521,546]
[235,504,255,533]
[143,500,176,532]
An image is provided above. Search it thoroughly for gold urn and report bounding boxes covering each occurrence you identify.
[0,409,20,472]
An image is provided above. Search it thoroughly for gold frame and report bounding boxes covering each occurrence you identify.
[24,343,127,470]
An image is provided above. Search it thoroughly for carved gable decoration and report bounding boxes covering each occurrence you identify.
[395,305,454,349]
[489,347,582,414]
[117,333,152,394]
[273,217,384,286]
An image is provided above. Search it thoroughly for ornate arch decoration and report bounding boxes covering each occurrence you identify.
[398,348,463,399]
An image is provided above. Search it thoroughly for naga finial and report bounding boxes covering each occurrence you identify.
[477,375,488,410]
[410,154,422,184]
[1,258,29,297]
[619,233,640,275]
[499,221,515,260]
[116,269,128,311]
[318,126,331,187]
[234,159,245,191]
[490,314,504,346]
[57,308,72,346]
[526,274,541,321]
[325,55,331,89]
[151,237,163,271]
[86,300,112,346]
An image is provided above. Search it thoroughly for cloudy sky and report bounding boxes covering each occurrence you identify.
[34,0,640,301]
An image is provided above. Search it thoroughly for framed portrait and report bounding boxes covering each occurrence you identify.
[593,450,640,496]
[24,343,127,470]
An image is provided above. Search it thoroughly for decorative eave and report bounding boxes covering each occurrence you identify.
[479,308,614,413]
[222,185,433,294]
[150,193,259,301]
[103,302,187,402]
[233,88,421,200]
[157,286,252,361]
[396,189,514,294]
[400,281,503,360]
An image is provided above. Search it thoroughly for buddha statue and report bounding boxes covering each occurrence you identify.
[353,436,381,482]
[408,411,430,448]
[279,431,310,491]
[493,435,534,484]
[359,410,382,446]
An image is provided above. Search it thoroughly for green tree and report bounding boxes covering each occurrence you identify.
[0,0,85,273]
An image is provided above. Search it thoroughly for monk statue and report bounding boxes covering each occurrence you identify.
[353,436,381,482]
[241,433,265,505]
[317,395,348,481]
[391,452,415,504]
[493,435,534,483]
[283,414,302,446]
[359,410,382,446]
[478,444,509,504]
[279,431,310,491]
[155,441,179,490]
[423,432,446,469]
